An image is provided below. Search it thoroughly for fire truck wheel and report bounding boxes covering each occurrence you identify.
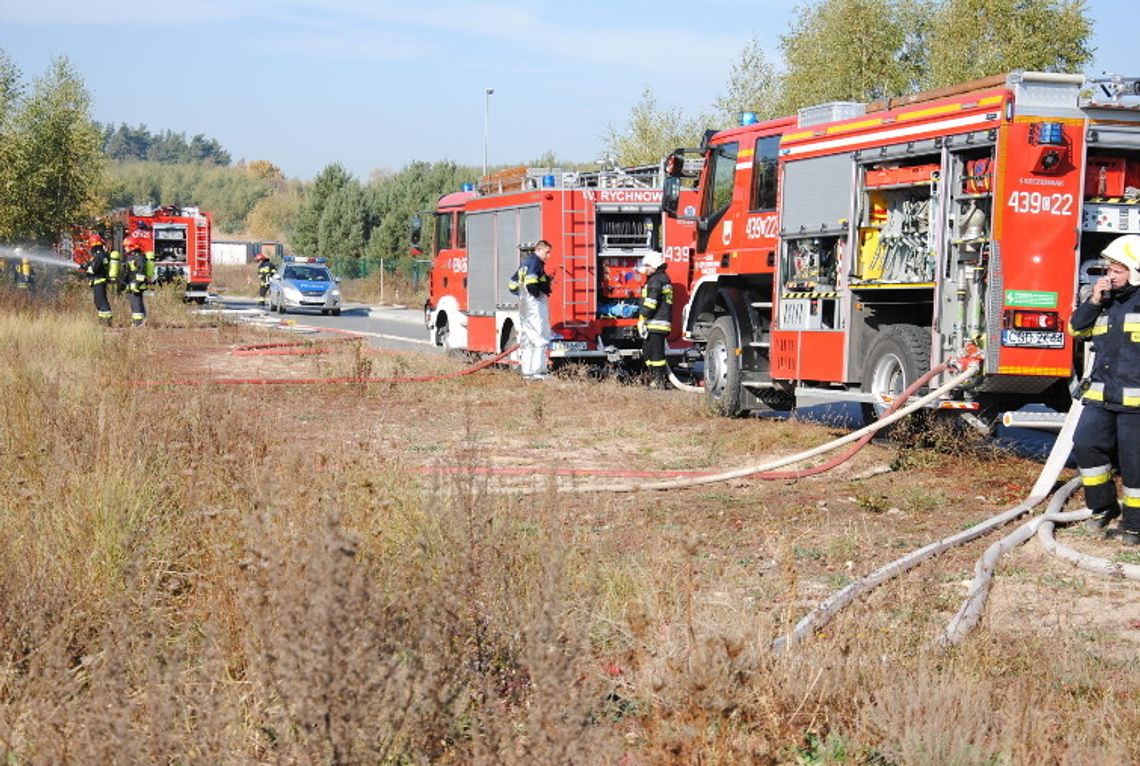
[704,316,744,417]
[860,324,931,428]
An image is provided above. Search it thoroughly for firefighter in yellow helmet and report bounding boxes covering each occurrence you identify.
[1068,234,1140,545]
[637,251,673,388]
[85,234,116,325]
[122,236,149,326]
[255,251,276,308]
[14,248,33,290]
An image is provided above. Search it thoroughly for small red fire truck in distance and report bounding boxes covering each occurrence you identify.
[417,165,696,364]
[661,70,1140,427]
[74,205,213,302]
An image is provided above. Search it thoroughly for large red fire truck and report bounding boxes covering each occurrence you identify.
[417,165,696,363]
[660,70,1140,426]
[73,205,213,302]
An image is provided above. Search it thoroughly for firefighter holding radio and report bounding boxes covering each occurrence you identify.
[508,239,553,380]
[638,251,673,388]
[1069,234,1140,545]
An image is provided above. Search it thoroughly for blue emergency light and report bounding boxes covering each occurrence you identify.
[740,111,759,126]
[1037,122,1064,145]
[283,256,327,264]
[461,182,475,192]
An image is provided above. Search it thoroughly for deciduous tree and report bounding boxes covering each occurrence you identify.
[778,0,931,113]
[602,87,706,166]
[713,37,784,126]
[2,55,103,245]
[926,0,1092,87]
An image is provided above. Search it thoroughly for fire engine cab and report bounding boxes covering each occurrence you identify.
[662,70,1140,427]
[418,165,696,363]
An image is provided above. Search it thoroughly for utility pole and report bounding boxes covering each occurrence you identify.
[483,87,494,176]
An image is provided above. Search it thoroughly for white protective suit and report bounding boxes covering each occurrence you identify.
[518,288,552,378]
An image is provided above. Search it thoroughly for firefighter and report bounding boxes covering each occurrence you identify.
[637,251,673,388]
[507,239,553,380]
[122,236,149,326]
[1068,234,1140,545]
[85,235,116,325]
[255,251,276,308]
[14,248,33,290]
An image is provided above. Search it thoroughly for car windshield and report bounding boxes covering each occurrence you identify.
[283,265,331,282]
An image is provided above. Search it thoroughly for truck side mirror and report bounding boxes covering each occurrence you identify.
[409,215,423,247]
[662,176,682,218]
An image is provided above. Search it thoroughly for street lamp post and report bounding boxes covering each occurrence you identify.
[483,87,494,176]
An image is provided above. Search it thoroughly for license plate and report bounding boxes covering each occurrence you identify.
[550,340,588,354]
[1001,329,1065,349]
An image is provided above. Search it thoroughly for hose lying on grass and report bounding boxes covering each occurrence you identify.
[499,361,975,494]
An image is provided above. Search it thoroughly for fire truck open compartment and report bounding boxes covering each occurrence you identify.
[1080,147,1140,282]
[596,210,661,319]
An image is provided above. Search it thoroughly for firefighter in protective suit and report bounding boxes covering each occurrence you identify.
[14,248,33,290]
[507,239,553,380]
[1068,234,1140,545]
[86,235,118,325]
[638,251,673,388]
[255,251,276,307]
[122,236,150,326]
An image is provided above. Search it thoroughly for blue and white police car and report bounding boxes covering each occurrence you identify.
[267,256,342,316]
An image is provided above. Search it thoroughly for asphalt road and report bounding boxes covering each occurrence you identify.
[208,296,442,355]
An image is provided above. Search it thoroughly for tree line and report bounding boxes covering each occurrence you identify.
[607,0,1093,164]
[0,0,1093,261]
[99,123,232,165]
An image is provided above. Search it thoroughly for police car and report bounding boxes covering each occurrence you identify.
[267,256,342,315]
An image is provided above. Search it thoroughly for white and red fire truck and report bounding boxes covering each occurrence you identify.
[418,165,696,363]
[73,205,213,302]
[660,70,1140,427]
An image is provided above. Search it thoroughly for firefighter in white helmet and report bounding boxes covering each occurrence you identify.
[637,250,673,388]
[1068,234,1140,544]
[507,239,553,380]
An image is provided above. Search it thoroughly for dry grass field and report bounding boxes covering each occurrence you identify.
[2,281,1138,764]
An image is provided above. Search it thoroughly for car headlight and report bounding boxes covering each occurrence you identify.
[331,289,341,297]
[283,285,301,299]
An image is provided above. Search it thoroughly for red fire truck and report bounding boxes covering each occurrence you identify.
[660,70,1140,427]
[73,205,213,302]
[418,165,696,364]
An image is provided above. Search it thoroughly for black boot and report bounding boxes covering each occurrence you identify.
[1086,503,1121,533]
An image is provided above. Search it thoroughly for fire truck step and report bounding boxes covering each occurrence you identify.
[748,341,770,349]
[750,301,773,309]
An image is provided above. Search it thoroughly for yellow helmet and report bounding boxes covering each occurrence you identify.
[1102,234,1140,286]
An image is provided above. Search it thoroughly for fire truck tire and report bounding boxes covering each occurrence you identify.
[860,324,931,427]
[332,308,341,317]
[704,316,744,417]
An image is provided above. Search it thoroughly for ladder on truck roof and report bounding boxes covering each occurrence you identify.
[559,189,595,328]
[192,215,210,281]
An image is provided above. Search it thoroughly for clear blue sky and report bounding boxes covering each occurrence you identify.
[0,0,1133,181]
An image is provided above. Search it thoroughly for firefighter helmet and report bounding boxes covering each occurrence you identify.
[641,251,665,271]
[1102,234,1140,286]
[87,234,105,248]
[122,236,142,252]
[255,252,269,261]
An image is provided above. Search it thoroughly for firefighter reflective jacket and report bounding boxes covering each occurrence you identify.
[639,267,673,334]
[258,260,276,287]
[1068,283,1140,411]
[86,246,110,285]
[125,250,148,294]
[508,253,551,298]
